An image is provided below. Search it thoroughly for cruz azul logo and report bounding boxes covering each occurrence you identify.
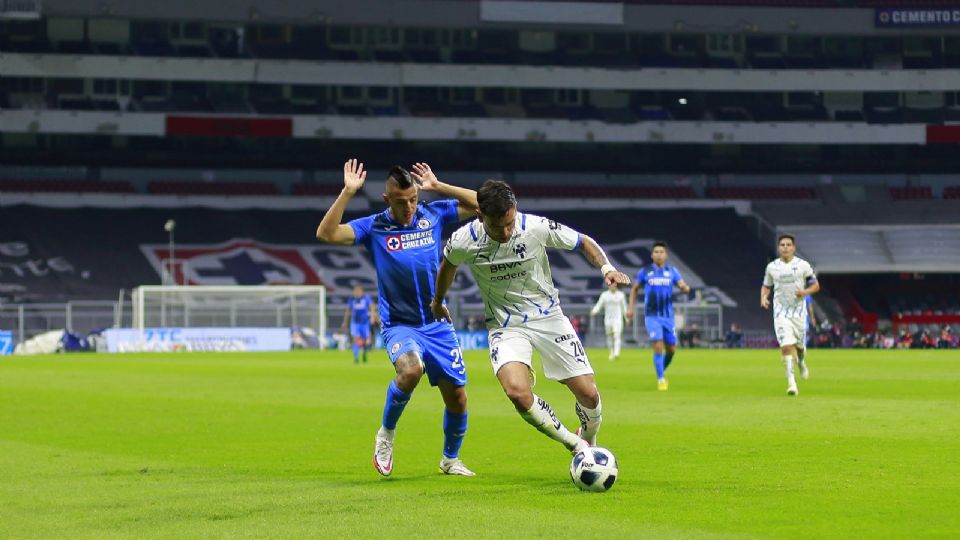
[141,239,322,286]
[384,231,435,252]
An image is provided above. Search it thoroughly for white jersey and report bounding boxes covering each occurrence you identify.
[763,256,816,320]
[444,213,581,329]
[591,290,627,326]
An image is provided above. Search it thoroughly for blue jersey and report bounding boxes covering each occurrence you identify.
[348,200,460,328]
[638,264,683,319]
[348,295,372,325]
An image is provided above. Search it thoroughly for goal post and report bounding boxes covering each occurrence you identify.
[131,285,326,340]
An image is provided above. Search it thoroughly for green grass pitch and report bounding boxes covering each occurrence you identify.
[1,348,958,539]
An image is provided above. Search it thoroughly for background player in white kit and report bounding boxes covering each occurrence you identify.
[761,234,819,396]
[591,283,628,360]
[431,180,630,454]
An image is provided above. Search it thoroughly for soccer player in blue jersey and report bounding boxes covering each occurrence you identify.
[316,159,479,477]
[627,241,691,391]
[341,285,373,364]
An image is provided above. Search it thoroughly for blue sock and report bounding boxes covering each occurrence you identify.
[664,352,675,371]
[442,409,468,459]
[653,353,665,380]
[382,381,411,430]
[352,343,360,363]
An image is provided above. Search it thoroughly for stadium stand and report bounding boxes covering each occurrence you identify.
[0,205,771,329]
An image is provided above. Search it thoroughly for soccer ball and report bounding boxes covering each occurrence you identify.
[570,446,618,492]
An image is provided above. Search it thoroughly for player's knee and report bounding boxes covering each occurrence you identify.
[503,386,533,411]
[579,390,599,409]
[449,390,467,412]
[394,353,424,385]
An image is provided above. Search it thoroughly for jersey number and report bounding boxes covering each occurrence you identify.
[450,348,465,374]
[570,341,585,358]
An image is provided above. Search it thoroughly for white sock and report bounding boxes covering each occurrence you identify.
[575,395,602,444]
[377,426,395,440]
[613,332,622,357]
[783,355,796,386]
[606,334,614,354]
[520,394,582,450]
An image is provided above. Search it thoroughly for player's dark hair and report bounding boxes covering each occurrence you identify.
[778,233,796,245]
[477,179,517,217]
[387,165,413,189]
[652,241,668,250]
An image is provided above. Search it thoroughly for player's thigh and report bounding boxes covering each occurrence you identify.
[644,317,665,342]
[774,318,803,348]
[418,322,467,387]
[488,327,534,377]
[606,320,623,336]
[532,316,594,381]
[662,320,678,346]
[382,326,424,367]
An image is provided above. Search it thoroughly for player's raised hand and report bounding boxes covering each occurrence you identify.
[605,271,630,288]
[343,159,366,194]
[430,298,451,323]
[411,162,440,191]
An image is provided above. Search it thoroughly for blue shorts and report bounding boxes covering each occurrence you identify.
[382,321,466,387]
[645,316,676,345]
[350,322,370,340]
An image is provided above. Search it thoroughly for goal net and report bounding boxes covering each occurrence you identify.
[131,285,326,339]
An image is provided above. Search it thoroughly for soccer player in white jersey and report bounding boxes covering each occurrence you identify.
[431,180,630,454]
[761,234,819,396]
[591,283,628,360]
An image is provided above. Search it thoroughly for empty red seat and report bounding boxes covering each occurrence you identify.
[147,180,278,196]
[890,187,933,200]
[0,179,135,193]
[291,184,346,196]
[512,185,696,199]
[706,186,816,200]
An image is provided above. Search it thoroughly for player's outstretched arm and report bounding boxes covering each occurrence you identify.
[677,279,692,295]
[316,159,366,245]
[760,286,771,309]
[410,162,479,220]
[590,294,604,316]
[577,235,630,287]
[430,258,460,323]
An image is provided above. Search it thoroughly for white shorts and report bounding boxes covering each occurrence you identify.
[487,314,594,381]
[774,317,807,348]
[604,320,623,336]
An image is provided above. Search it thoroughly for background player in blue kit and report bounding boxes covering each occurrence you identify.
[316,158,479,477]
[341,285,374,364]
[627,241,691,391]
